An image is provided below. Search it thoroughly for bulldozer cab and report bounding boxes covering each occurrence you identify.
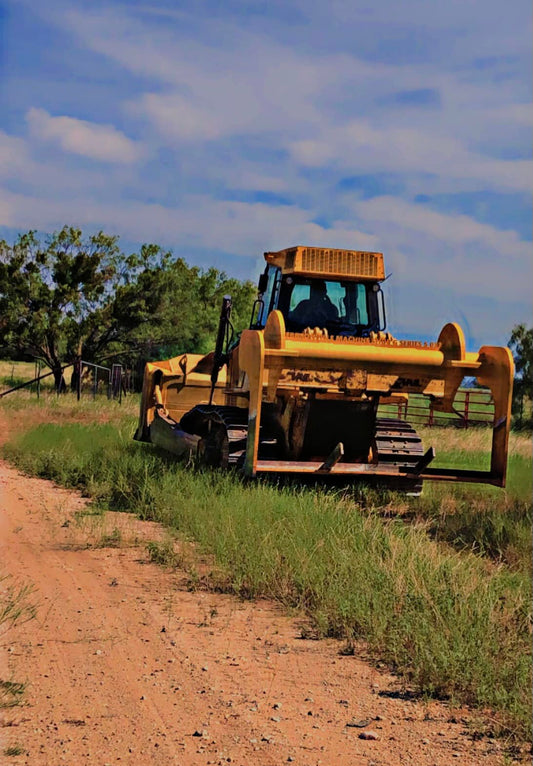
[254,261,386,337]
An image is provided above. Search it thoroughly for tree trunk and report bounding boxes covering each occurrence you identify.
[70,342,84,393]
[52,365,66,393]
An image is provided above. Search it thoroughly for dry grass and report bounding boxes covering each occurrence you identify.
[419,425,532,460]
[0,360,74,392]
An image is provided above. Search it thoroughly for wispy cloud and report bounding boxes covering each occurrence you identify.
[355,196,530,262]
[26,108,143,163]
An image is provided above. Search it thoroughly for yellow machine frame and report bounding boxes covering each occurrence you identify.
[136,246,514,488]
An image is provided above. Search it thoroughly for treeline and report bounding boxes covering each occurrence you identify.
[0,227,256,388]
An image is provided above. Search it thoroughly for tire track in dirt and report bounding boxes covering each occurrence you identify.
[0,456,509,765]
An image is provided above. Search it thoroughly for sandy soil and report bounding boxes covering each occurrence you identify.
[0,458,513,765]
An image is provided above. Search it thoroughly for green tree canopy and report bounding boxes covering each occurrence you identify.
[508,324,533,427]
[0,227,255,388]
[509,324,533,398]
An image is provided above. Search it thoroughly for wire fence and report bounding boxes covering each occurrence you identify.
[0,359,136,402]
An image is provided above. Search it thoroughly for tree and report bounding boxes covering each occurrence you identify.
[508,323,533,426]
[0,227,256,389]
[114,257,256,365]
[0,227,122,388]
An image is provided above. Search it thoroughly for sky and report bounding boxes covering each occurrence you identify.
[0,0,531,348]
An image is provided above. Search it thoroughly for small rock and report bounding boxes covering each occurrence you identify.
[346,719,371,728]
[287,757,294,763]
[271,716,281,723]
[202,665,208,671]
[273,702,282,710]
[422,738,430,745]
[358,731,379,741]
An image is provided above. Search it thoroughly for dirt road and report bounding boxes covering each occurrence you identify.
[1,457,508,765]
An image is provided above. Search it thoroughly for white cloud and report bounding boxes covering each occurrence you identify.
[26,108,143,164]
[134,93,222,142]
[0,184,375,256]
[355,196,530,261]
[351,196,532,307]
[290,121,532,194]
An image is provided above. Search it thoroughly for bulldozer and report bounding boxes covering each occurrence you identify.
[135,246,514,492]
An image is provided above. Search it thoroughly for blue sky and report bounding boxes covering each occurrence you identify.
[0,0,531,347]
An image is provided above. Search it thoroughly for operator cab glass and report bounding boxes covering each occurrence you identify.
[255,266,385,337]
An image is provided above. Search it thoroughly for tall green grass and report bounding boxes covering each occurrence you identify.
[4,417,531,736]
[412,427,532,572]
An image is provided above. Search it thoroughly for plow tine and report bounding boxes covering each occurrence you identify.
[407,447,436,476]
[318,443,344,473]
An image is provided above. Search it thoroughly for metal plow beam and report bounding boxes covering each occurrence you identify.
[239,311,513,486]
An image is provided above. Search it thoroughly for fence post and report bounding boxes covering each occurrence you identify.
[464,390,470,429]
[428,400,434,427]
[76,357,82,401]
[109,364,123,401]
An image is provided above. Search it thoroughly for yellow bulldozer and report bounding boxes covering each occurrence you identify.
[135,246,513,492]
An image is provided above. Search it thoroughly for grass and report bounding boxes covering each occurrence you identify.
[0,360,56,393]
[3,744,25,757]
[1,393,532,739]
[0,578,37,639]
[0,576,37,710]
[411,427,532,572]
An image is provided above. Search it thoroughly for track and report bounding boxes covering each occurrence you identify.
[181,407,427,492]
[374,417,426,494]
[180,405,255,467]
